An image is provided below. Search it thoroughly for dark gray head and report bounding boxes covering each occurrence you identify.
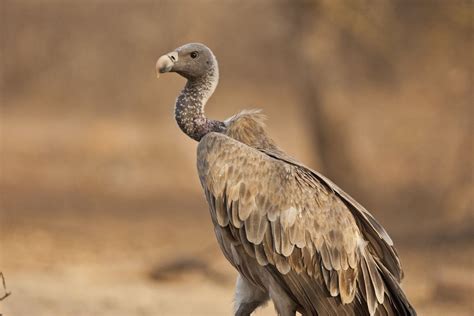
[156,43,218,80]
[156,43,224,141]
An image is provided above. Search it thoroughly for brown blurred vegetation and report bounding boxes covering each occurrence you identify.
[1,1,473,315]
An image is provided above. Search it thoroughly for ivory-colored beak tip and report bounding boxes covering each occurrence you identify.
[155,52,177,79]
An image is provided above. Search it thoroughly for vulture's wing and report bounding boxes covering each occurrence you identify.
[260,148,404,282]
[197,132,415,316]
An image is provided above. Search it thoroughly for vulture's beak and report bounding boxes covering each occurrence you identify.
[156,51,178,78]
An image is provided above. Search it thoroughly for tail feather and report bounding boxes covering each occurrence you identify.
[377,260,417,316]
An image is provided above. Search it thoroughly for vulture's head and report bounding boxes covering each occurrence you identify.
[156,43,217,80]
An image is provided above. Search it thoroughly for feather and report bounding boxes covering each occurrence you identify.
[262,229,275,265]
[322,267,330,289]
[226,199,233,224]
[329,245,341,271]
[349,251,358,269]
[361,253,377,315]
[229,225,241,242]
[219,226,237,244]
[366,253,385,304]
[230,243,241,265]
[274,254,291,274]
[238,200,253,222]
[378,261,417,316]
[366,231,403,282]
[289,247,303,273]
[280,206,298,229]
[227,183,240,205]
[254,244,269,266]
[215,194,229,226]
[280,226,295,257]
[329,269,339,296]
[338,268,357,304]
[289,218,306,248]
[207,191,216,217]
[231,201,243,228]
[302,246,313,275]
[271,220,282,254]
[320,242,332,271]
[255,193,267,211]
[340,248,349,270]
[245,211,268,244]
[239,226,255,258]
[267,204,279,222]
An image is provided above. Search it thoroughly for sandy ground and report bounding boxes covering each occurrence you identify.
[0,197,273,316]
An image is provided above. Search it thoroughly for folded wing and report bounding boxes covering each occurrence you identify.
[197,132,415,316]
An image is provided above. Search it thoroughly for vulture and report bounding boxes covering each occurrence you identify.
[156,43,416,316]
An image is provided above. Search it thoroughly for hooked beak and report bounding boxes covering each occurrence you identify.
[156,51,178,78]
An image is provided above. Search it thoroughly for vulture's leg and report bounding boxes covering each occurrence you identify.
[234,274,268,316]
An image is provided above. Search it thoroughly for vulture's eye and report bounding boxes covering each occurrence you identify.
[190,51,199,59]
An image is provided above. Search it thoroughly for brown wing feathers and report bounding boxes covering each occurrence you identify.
[198,132,415,315]
[261,149,405,284]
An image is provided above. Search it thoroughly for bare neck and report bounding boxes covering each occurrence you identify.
[174,66,224,141]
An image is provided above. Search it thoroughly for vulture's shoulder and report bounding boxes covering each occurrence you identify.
[224,108,267,130]
[222,109,278,150]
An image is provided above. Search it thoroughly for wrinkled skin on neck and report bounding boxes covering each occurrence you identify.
[174,68,225,141]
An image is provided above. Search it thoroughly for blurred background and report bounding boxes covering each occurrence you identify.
[1,0,472,315]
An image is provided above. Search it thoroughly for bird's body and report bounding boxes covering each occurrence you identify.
[156,43,416,316]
